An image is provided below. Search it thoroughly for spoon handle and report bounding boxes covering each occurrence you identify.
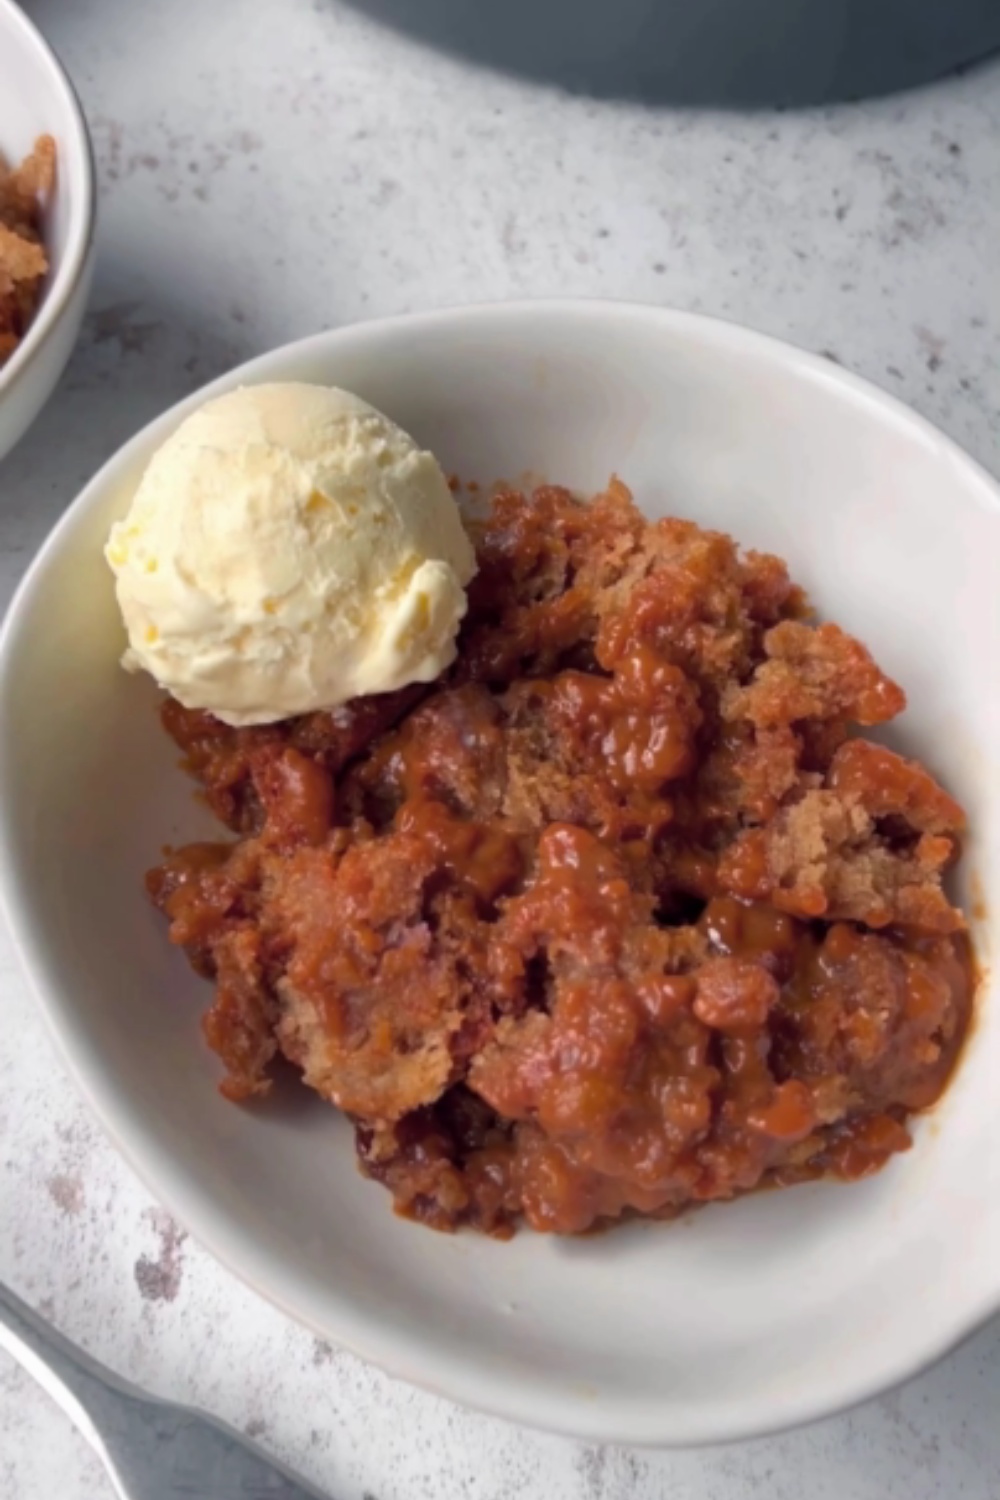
[0,1279,330,1499]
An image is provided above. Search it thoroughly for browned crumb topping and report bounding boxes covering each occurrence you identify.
[0,135,55,367]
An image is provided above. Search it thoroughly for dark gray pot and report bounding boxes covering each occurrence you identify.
[342,0,1000,105]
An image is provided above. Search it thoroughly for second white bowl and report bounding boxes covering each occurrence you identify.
[0,0,95,462]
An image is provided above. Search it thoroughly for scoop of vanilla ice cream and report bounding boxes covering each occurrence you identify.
[105,382,476,725]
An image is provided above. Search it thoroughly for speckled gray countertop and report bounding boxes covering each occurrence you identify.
[1,1,999,1495]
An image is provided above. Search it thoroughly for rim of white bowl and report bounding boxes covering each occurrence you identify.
[0,0,96,393]
[1,301,998,1447]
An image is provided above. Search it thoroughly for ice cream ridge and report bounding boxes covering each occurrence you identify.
[105,382,476,724]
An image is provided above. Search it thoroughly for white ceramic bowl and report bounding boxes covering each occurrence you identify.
[0,0,95,463]
[0,302,997,1446]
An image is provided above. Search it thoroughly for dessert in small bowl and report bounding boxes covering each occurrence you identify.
[0,302,996,1444]
[0,0,95,462]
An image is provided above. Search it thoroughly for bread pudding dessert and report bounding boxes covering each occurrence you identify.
[148,480,973,1236]
[0,135,55,366]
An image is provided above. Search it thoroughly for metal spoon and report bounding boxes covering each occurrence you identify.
[0,1279,330,1498]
